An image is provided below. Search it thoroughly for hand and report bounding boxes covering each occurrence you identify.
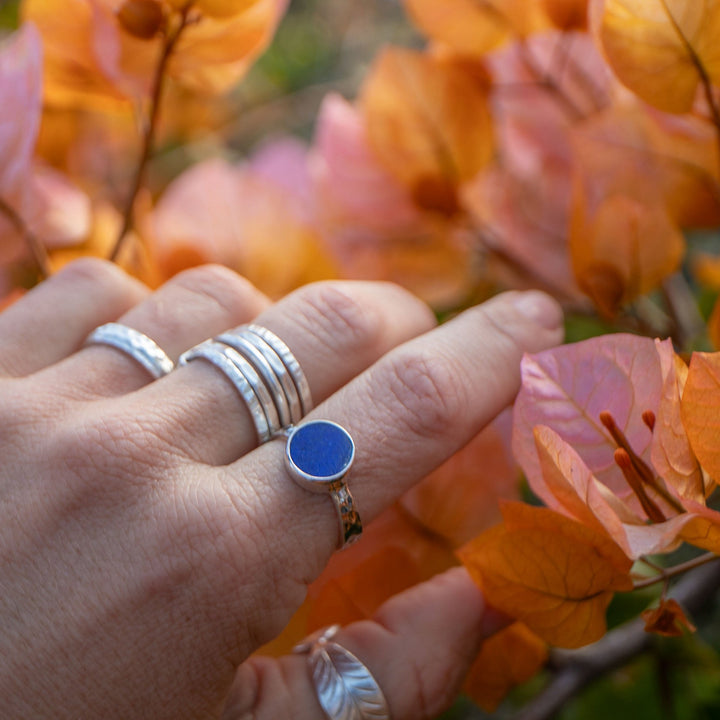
[0,259,563,719]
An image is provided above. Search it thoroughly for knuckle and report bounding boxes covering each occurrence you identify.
[380,349,466,440]
[57,256,134,290]
[294,282,382,352]
[167,264,262,324]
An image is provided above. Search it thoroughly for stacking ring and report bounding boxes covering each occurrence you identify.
[294,625,391,720]
[84,322,174,379]
[178,324,312,442]
[178,340,280,443]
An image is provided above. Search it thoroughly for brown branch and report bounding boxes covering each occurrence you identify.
[633,552,719,590]
[109,7,192,263]
[508,558,720,720]
[0,196,51,280]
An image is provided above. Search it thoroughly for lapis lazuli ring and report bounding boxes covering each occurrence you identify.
[284,419,362,549]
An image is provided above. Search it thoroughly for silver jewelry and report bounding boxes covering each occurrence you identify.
[245,324,313,417]
[283,420,362,549]
[216,329,296,427]
[178,340,281,442]
[293,625,390,720]
[84,322,174,379]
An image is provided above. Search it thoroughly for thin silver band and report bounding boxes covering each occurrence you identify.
[221,329,304,425]
[84,322,174,379]
[245,324,313,417]
[178,341,280,442]
[293,625,391,720]
[216,330,294,428]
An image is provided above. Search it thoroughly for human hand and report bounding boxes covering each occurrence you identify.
[0,259,563,719]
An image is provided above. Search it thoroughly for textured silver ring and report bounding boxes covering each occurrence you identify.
[216,329,295,428]
[293,625,391,720]
[283,419,362,549]
[178,340,281,442]
[245,324,313,417]
[84,322,174,379]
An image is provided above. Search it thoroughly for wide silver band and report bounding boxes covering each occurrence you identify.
[293,625,391,720]
[84,322,174,379]
[178,340,279,443]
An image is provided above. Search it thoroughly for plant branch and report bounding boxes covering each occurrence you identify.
[633,552,718,590]
[109,7,192,263]
[661,273,707,351]
[0,196,51,280]
[508,558,720,720]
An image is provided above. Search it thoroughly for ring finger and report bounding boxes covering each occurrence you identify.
[39,264,271,400]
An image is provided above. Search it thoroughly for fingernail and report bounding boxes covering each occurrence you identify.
[512,291,563,331]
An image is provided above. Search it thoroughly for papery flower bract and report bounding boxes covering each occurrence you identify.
[23,0,288,104]
[310,94,477,307]
[512,334,720,559]
[360,47,494,216]
[403,0,550,57]
[148,141,336,298]
[593,0,720,114]
[459,501,634,647]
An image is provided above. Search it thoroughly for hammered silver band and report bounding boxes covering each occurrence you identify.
[178,340,279,443]
[84,322,174,379]
[294,625,391,720]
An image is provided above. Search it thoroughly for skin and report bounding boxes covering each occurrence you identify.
[0,258,564,719]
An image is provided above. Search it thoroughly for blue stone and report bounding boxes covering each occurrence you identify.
[288,420,354,480]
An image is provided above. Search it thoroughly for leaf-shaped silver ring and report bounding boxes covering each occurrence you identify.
[293,625,391,720]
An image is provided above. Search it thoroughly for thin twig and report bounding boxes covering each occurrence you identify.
[0,196,51,279]
[633,551,718,590]
[109,7,192,262]
[661,273,708,350]
[509,559,720,720]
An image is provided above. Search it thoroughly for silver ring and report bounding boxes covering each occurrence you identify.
[293,625,390,720]
[84,322,174,379]
[245,324,313,417]
[216,329,296,427]
[283,419,362,549]
[178,340,281,442]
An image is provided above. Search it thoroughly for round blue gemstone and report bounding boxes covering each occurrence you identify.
[288,420,354,480]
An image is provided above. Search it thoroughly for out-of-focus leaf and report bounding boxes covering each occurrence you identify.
[403,0,549,57]
[463,622,548,712]
[361,47,494,215]
[595,0,720,113]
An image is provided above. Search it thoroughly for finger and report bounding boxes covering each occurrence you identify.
[223,568,507,720]
[0,258,148,377]
[189,291,562,654]
[40,265,270,399]
[125,281,436,464]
